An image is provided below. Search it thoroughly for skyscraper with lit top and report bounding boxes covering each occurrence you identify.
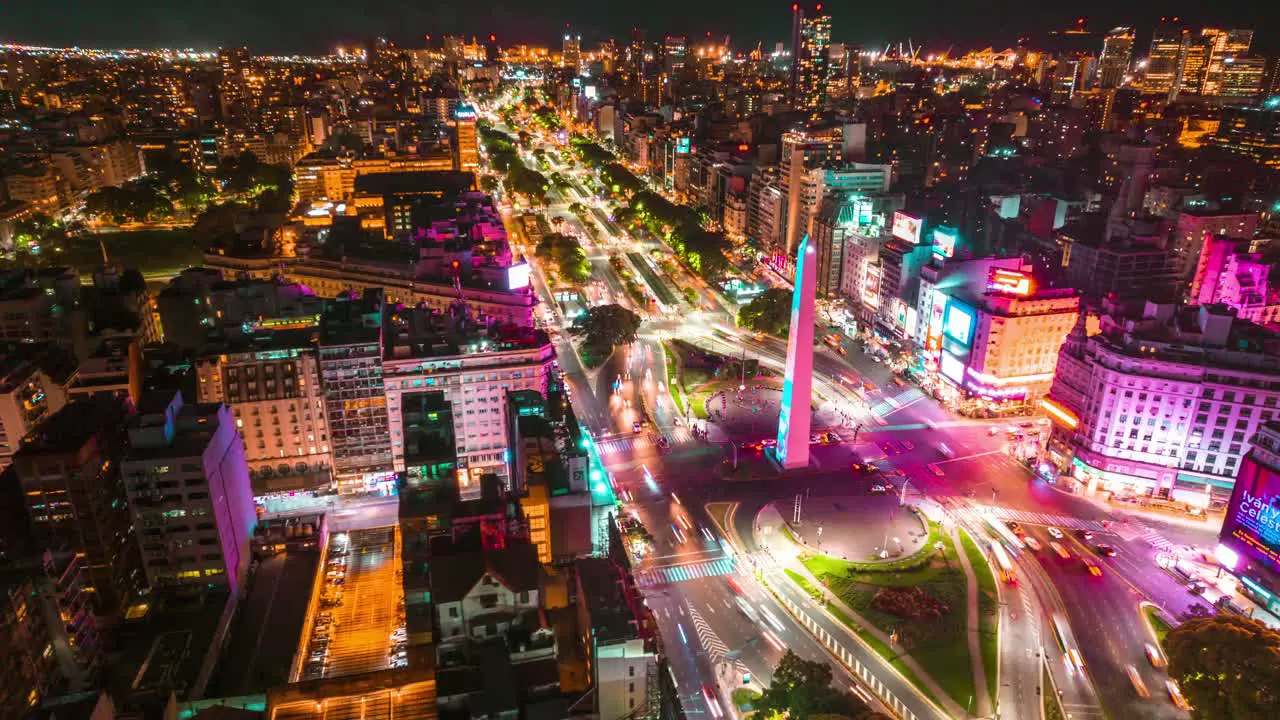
[790,3,832,112]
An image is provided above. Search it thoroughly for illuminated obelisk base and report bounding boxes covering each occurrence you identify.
[767,234,817,471]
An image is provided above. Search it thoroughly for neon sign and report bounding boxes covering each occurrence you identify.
[988,268,1033,296]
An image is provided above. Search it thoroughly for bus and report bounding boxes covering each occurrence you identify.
[983,512,1026,550]
[1052,614,1086,673]
[990,540,1017,584]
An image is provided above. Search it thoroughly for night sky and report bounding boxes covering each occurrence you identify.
[5,0,1280,55]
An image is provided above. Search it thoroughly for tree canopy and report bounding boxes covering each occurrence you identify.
[754,650,870,719]
[738,287,793,337]
[1166,614,1280,719]
[536,232,591,285]
[571,304,642,367]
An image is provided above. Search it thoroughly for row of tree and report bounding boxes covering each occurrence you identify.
[479,124,550,205]
[535,232,590,285]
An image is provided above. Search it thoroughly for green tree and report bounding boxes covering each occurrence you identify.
[754,650,868,719]
[192,201,246,248]
[571,303,641,351]
[739,287,793,337]
[1166,614,1280,719]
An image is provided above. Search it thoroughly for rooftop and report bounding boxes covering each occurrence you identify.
[353,170,476,197]
[17,396,128,456]
[575,557,640,644]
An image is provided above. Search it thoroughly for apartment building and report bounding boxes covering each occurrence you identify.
[121,391,255,592]
[1047,301,1280,507]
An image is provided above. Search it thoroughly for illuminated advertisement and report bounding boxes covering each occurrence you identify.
[585,85,598,100]
[940,352,966,384]
[905,307,919,341]
[943,300,975,346]
[892,298,908,331]
[675,137,691,154]
[1220,457,1280,573]
[932,227,958,258]
[988,268,1033,296]
[927,293,947,354]
[891,211,922,244]
[506,262,532,290]
[862,264,881,309]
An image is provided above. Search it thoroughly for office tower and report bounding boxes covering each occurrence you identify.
[12,398,141,616]
[1145,18,1188,96]
[627,27,647,95]
[1221,57,1268,99]
[1202,29,1254,96]
[776,235,817,470]
[453,103,479,171]
[1209,98,1280,168]
[1097,27,1134,88]
[121,391,255,592]
[562,29,581,71]
[791,4,832,111]
[663,35,687,74]
[779,124,845,253]
[216,46,251,128]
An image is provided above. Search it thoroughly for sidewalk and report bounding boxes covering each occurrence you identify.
[757,504,970,719]
[949,526,993,718]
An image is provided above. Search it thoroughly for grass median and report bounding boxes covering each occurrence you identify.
[801,529,975,710]
[959,529,1000,706]
[1144,604,1175,646]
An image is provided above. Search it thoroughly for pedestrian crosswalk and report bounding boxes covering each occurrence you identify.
[964,504,1109,533]
[596,428,694,456]
[634,557,737,588]
[869,388,923,418]
[1115,523,1175,551]
[687,602,748,678]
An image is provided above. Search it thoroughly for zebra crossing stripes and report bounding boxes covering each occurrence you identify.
[634,557,737,588]
[596,428,694,456]
[687,604,729,657]
[973,504,1108,533]
[1134,525,1174,551]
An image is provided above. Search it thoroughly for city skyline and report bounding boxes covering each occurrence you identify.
[4,1,1280,55]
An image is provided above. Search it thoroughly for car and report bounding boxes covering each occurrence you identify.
[901,441,915,451]
[1145,643,1165,668]
[1126,665,1151,699]
[1046,527,1064,540]
[987,427,1000,436]
[1049,541,1071,559]
[632,421,642,434]
[893,377,907,387]
[1095,544,1117,557]
[1166,680,1191,710]
[1076,529,1095,541]
[1083,559,1103,577]
[862,381,876,392]
[936,442,954,458]
[923,420,938,430]
[1024,537,1043,552]
[1006,520,1022,533]
[928,464,946,477]
[869,484,888,494]
[1188,579,1208,595]
[656,436,670,449]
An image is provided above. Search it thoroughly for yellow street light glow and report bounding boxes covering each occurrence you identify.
[1040,398,1079,429]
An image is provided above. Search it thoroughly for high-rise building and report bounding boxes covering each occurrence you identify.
[779,124,847,253]
[453,103,479,171]
[121,391,255,592]
[1097,27,1134,88]
[0,344,67,473]
[1144,18,1188,97]
[319,290,393,494]
[1221,56,1268,99]
[1209,98,1280,168]
[791,4,832,112]
[216,47,252,128]
[561,30,581,71]
[663,35,687,74]
[1199,29,1253,96]
[1172,207,1259,283]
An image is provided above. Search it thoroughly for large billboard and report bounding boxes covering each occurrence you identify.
[891,211,922,244]
[862,264,881,310]
[988,268,1033,296]
[1219,456,1280,574]
[943,300,975,346]
[932,226,958,259]
[506,262,532,290]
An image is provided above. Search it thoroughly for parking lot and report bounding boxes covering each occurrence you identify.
[299,526,406,680]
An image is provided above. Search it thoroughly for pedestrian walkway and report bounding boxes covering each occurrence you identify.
[949,526,993,718]
[1112,522,1175,551]
[634,557,737,587]
[966,504,1108,533]
[595,427,694,455]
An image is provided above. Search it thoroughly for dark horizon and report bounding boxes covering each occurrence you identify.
[4,1,1280,56]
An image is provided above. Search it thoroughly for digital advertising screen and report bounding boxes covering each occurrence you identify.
[675,137,691,154]
[943,300,975,346]
[1219,457,1280,574]
[940,352,966,384]
[891,211,922,244]
[862,265,881,309]
[506,263,532,290]
[932,227,958,259]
